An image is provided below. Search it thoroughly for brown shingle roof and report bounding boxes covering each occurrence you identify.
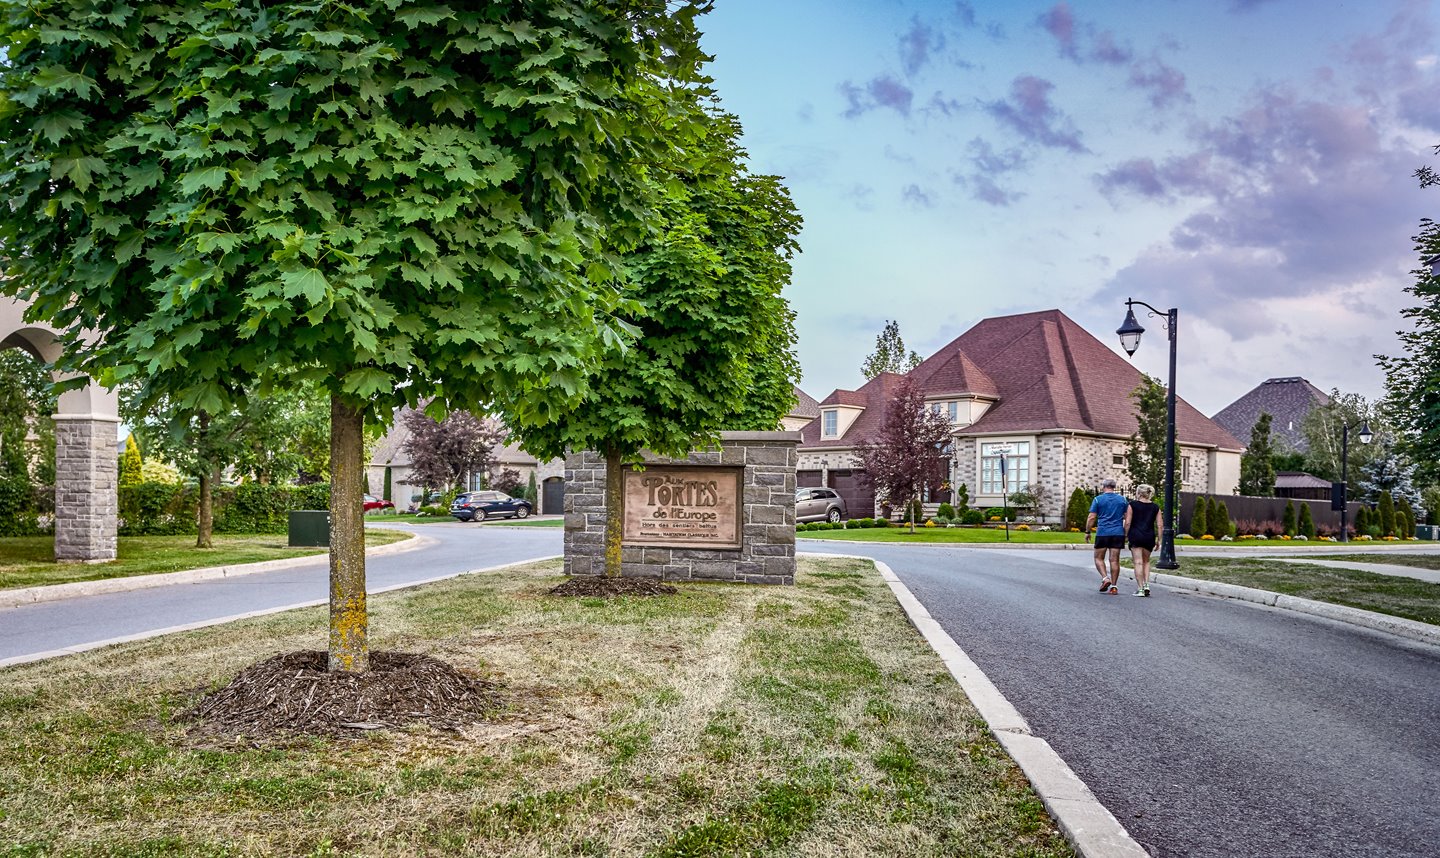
[789,385,821,419]
[802,309,1243,450]
[1211,377,1330,452]
[801,372,906,448]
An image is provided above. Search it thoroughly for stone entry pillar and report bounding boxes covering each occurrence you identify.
[52,410,120,563]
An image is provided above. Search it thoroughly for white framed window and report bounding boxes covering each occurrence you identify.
[822,409,838,437]
[1112,453,1126,467]
[947,401,958,422]
[980,441,1030,494]
[1181,456,1192,483]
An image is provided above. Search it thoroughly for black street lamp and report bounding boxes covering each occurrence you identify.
[1338,421,1373,542]
[1117,299,1180,570]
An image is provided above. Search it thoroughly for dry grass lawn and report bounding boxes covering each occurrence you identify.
[0,557,1073,857]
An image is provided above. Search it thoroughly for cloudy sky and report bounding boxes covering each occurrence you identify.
[698,0,1440,416]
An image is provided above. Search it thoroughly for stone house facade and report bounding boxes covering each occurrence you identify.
[796,309,1244,522]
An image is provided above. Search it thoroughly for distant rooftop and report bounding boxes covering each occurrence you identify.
[1212,377,1330,452]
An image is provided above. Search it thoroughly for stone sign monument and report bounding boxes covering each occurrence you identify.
[564,431,798,584]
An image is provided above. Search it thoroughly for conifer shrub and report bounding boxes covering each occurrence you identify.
[1297,502,1315,539]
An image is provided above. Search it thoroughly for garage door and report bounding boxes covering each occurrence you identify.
[542,477,564,516]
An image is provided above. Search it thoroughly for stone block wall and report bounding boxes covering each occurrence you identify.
[564,432,798,585]
[53,416,118,562]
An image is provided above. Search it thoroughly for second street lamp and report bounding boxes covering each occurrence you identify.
[1338,420,1374,542]
[1117,298,1180,570]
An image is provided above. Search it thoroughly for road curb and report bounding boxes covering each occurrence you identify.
[0,531,433,610]
[800,550,1150,858]
[0,553,563,670]
[1146,571,1440,647]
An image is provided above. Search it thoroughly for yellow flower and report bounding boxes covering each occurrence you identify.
[1200,534,1215,540]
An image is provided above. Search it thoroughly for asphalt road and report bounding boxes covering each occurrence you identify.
[805,540,1440,858]
[0,522,561,663]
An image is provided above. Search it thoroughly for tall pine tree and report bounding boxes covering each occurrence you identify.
[860,320,922,379]
[1239,412,1277,496]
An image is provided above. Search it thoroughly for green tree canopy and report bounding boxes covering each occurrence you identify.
[0,0,714,670]
[1300,390,1386,489]
[860,320,922,379]
[1379,143,1440,486]
[504,103,802,575]
[1124,374,1176,490]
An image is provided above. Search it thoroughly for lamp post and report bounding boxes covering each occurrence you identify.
[1117,299,1179,570]
[1338,421,1373,542]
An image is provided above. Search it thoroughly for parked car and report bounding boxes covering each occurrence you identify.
[795,487,846,523]
[363,494,395,513]
[450,490,532,522]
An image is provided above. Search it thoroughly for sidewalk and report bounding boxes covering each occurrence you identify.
[1268,557,1440,586]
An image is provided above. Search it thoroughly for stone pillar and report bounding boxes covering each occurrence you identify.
[53,414,120,563]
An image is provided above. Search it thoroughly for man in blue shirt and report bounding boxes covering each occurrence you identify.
[1085,478,1130,594]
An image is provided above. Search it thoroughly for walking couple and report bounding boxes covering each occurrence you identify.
[1084,478,1161,596]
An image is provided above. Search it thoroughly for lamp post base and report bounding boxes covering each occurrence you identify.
[1155,527,1179,570]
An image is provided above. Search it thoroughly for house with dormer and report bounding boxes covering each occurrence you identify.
[797,309,1244,521]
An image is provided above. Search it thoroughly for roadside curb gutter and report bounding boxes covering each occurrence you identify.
[800,550,1151,858]
[0,531,434,610]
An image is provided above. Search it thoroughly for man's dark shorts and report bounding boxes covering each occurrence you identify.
[1093,535,1125,550]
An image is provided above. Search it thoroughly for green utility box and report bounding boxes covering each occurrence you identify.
[1416,524,1439,541]
[288,510,330,547]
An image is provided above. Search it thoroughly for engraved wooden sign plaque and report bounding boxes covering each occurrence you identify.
[622,465,743,550]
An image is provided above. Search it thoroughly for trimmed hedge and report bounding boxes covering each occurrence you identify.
[118,482,332,536]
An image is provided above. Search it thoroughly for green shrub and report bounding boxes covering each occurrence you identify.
[936,503,955,520]
[1213,500,1232,539]
[1297,502,1315,539]
[955,483,970,514]
[1190,497,1208,537]
[1065,487,1093,531]
[1282,500,1296,537]
[1379,492,1396,537]
[117,482,335,535]
[961,509,984,525]
[982,507,1017,522]
[875,517,891,527]
[0,477,42,536]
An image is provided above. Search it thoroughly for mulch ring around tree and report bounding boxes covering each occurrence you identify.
[548,576,679,597]
[177,650,501,740]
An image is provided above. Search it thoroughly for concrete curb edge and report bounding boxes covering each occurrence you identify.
[0,530,436,610]
[799,550,1149,858]
[0,554,564,670]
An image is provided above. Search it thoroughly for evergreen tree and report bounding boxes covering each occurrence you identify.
[1397,497,1415,538]
[1239,413,1277,496]
[1298,502,1315,539]
[956,483,970,514]
[119,435,144,488]
[525,471,539,508]
[860,320,922,379]
[1067,487,1091,530]
[1190,495,1208,537]
[1213,500,1232,538]
[1354,505,1371,535]
[382,467,393,502]
[1379,492,1396,537]
[1283,499,1297,536]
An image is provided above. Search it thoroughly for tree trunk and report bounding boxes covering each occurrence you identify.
[603,447,624,578]
[196,468,215,549]
[196,413,214,549]
[328,395,368,674]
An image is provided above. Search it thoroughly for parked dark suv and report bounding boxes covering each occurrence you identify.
[795,487,846,523]
[450,490,533,522]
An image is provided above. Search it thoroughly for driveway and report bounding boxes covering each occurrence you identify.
[803,539,1440,858]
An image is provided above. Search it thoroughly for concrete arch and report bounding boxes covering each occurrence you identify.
[0,297,118,562]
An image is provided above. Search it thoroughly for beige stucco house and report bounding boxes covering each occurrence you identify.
[797,309,1244,521]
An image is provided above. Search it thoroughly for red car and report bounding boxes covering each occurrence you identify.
[363,494,395,513]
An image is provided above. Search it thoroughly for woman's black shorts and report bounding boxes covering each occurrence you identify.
[1093,535,1125,550]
